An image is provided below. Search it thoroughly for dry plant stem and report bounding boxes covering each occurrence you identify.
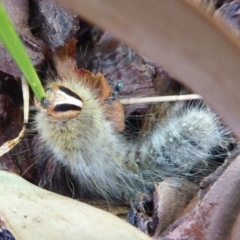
[0,171,151,240]
[120,94,202,105]
[21,76,29,123]
[0,77,29,157]
[54,0,240,140]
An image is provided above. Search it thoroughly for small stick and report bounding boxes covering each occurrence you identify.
[21,76,29,123]
[120,94,202,105]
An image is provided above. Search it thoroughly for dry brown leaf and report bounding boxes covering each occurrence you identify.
[158,151,240,240]
[0,170,151,240]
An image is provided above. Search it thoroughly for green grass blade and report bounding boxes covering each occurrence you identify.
[0,3,45,100]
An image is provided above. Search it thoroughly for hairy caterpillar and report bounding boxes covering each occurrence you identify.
[34,70,235,200]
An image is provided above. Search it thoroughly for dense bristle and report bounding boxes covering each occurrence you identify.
[34,77,143,199]
[136,102,234,181]
[34,78,235,199]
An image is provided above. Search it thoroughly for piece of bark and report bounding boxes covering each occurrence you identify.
[198,146,240,199]
[127,193,153,234]
[29,0,79,49]
[0,0,44,78]
[152,178,198,237]
[158,151,240,240]
[127,178,198,236]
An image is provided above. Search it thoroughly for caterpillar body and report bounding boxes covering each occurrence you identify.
[34,73,234,200]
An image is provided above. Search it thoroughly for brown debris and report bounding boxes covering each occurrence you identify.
[29,0,80,49]
[157,149,240,240]
[152,178,198,237]
[127,179,198,236]
[0,0,44,78]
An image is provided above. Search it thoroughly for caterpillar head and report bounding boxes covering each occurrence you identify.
[35,84,83,121]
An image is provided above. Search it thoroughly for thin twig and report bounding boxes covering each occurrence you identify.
[21,76,29,123]
[120,94,202,105]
